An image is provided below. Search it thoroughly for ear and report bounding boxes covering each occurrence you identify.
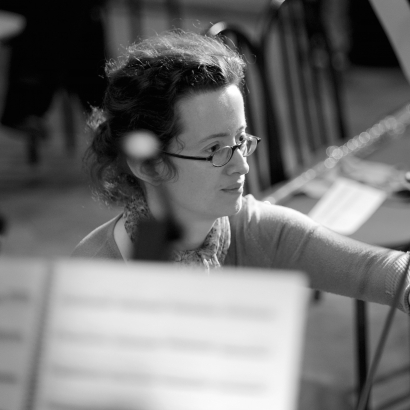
[126,158,162,186]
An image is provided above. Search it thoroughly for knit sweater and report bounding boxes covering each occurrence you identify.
[72,195,410,312]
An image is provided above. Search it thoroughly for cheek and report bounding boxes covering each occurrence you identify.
[180,167,212,190]
[170,165,217,201]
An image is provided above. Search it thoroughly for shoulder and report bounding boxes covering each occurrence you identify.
[71,214,123,260]
[226,194,320,268]
[230,194,318,232]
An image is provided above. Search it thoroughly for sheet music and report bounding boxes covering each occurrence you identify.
[370,0,410,84]
[308,177,387,235]
[0,259,49,410]
[32,260,308,410]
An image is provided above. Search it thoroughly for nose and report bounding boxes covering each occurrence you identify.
[226,148,250,176]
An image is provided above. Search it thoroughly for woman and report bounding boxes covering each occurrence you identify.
[72,30,410,313]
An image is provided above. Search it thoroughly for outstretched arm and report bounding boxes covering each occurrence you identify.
[227,195,410,313]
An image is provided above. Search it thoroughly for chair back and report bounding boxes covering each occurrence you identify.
[207,0,349,196]
[260,0,348,178]
[205,23,285,196]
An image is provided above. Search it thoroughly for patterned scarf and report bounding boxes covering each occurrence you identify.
[123,192,231,272]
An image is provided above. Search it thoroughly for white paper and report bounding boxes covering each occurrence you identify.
[308,177,387,235]
[33,260,308,410]
[370,0,410,84]
[0,259,49,410]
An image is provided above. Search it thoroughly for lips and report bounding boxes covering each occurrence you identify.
[222,181,244,191]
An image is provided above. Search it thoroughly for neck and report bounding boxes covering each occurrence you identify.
[145,184,216,251]
[175,219,216,250]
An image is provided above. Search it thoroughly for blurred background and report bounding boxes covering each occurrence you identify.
[1,0,410,409]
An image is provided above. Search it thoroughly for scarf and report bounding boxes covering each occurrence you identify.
[123,192,231,272]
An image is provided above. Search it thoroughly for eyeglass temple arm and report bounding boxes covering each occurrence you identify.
[164,152,212,161]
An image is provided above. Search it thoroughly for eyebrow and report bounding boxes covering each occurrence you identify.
[197,125,247,144]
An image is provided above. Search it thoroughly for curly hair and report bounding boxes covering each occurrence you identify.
[85,30,246,205]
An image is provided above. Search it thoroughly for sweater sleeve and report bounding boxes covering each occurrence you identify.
[71,215,123,260]
[227,195,410,313]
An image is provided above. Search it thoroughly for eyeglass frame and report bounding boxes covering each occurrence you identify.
[161,134,261,167]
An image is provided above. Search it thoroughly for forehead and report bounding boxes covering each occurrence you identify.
[175,85,245,146]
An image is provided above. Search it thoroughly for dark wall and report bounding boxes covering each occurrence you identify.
[348,0,399,67]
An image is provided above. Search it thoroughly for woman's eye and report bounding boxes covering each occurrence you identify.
[206,144,220,153]
[237,134,247,144]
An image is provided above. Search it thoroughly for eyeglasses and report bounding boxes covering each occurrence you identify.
[163,134,261,167]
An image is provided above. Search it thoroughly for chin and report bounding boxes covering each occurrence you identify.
[223,196,243,217]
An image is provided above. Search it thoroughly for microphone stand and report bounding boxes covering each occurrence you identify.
[122,131,183,262]
[131,182,182,261]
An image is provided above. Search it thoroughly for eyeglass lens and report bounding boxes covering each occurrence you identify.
[212,137,257,166]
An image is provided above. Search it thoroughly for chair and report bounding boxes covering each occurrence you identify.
[206,0,376,407]
[207,0,347,193]
[206,22,285,196]
[258,4,372,405]
[260,3,410,409]
[258,0,348,179]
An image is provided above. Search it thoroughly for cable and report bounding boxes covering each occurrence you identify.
[356,252,410,410]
